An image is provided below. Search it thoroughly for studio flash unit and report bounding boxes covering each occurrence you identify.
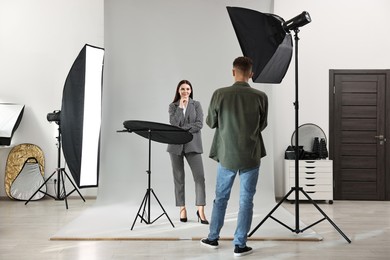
[46,110,61,123]
[283,11,311,32]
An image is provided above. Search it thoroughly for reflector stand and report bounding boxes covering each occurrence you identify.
[119,120,193,230]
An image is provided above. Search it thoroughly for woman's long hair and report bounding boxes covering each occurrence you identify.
[172,80,193,103]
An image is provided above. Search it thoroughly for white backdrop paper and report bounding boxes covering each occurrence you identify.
[98,0,276,208]
[52,0,324,241]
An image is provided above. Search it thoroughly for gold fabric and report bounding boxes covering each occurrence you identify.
[5,143,45,199]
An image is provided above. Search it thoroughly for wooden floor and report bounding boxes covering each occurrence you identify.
[1,198,389,259]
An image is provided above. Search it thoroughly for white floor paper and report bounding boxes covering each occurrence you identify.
[51,200,322,241]
[52,158,322,241]
[51,186,322,241]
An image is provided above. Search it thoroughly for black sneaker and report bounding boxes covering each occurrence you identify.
[234,245,253,257]
[200,238,219,249]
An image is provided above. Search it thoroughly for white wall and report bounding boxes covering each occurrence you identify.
[2,0,389,200]
[0,0,104,197]
[272,0,390,196]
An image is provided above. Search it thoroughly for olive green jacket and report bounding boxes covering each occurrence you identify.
[206,81,268,171]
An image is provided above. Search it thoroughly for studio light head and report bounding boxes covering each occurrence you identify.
[226,6,293,83]
[283,11,311,32]
[46,110,61,124]
[226,7,312,83]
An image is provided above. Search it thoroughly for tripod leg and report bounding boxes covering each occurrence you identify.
[300,189,351,243]
[248,188,294,237]
[25,170,57,205]
[140,190,150,224]
[59,169,69,209]
[131,190,149,230]
[150,189,175,228]
[62,169,86,202]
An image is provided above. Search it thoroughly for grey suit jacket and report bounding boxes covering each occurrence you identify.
[167,98,203,155]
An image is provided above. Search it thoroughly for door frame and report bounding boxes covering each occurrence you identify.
[329,69,390,200]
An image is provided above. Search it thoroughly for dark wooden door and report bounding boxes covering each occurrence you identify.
[329,70,390,200]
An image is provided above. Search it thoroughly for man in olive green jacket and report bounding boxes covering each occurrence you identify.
[201,56,268,257]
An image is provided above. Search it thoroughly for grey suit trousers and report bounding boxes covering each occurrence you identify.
[169,152,206,206]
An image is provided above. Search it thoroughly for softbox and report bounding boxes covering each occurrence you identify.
[227,6,293,84]
[60,44,104,188]
[0,103,25,146]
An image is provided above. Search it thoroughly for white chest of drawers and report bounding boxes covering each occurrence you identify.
[284,159,333,204]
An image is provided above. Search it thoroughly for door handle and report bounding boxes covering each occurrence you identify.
[374,135,386,145]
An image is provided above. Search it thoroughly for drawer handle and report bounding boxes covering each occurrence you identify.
[305,172,315,174]
[307,191,316,194]
[305,166,315,169]
[305,184,315,187]
[305,177,315,180]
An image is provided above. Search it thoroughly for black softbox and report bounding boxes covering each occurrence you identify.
[60,44,104,188]
[227,6,293,84]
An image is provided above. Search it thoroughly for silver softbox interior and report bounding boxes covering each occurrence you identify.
[0,103,25,146]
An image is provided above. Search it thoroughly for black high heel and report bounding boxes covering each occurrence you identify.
[180,208,187,222]
[197,210,209,225]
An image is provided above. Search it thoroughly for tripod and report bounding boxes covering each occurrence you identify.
[25,125,85,209]
[130,128,175,230]
[120,120,193,230]
[248,29,351,243]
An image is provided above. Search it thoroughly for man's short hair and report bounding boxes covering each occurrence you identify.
[233,56,253,74]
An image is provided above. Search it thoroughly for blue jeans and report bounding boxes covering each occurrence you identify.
[207,163,260,247]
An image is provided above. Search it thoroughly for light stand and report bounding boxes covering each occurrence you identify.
[25,125,85,209]
[248,29,351,243]
[130,129,175,230]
